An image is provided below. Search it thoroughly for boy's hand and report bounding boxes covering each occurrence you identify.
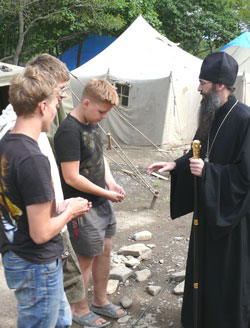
[62,197,91,219]
[106,190,124,202]
[108,182,126,197]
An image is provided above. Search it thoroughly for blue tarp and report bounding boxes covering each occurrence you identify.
[220,31,250,51]
[59,34,116,71]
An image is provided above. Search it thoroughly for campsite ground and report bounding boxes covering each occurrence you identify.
[0,147,192,328]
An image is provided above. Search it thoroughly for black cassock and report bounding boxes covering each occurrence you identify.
[170,95,250,328]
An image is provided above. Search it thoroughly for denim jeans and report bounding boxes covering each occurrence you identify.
[2,251,72,328]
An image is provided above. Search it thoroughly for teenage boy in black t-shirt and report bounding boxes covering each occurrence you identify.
[0,67,90,328]
[54,79,127,327]
[26,53,87,318]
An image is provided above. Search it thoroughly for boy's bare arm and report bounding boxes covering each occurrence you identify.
[27,197,90,245]
[61,160,124,202]
[104,157,125,197]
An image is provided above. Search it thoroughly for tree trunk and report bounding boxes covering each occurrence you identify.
[3,25,10,58]
[13,0,25,65]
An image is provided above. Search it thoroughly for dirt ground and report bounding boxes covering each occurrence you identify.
[0,147,193,328]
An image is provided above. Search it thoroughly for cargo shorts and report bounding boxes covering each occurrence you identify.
[67,200,116,257]
[61,230,85,303]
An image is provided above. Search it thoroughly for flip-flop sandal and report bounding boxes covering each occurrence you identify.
[73,311,110,327]
[90,303,127,319]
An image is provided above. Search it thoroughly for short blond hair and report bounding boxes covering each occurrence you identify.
[9,66,58,116]
[81,78,119,107]
[26,53,70,82]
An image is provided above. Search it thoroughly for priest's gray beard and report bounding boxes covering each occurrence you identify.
[196,87,222,141]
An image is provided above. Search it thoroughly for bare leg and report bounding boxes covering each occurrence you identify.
[91,237,125,316]
[74,255,108,326]
[70,303,76,316]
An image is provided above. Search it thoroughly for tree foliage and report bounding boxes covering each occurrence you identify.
[0,0,249,64]
[154,0,243,57]
[0,0,126,64]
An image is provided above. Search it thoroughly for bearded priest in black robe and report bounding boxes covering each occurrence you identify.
[147,52,250,328]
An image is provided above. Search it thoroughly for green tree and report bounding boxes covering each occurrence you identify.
[110,0,162,32]
[228,0,250,30]
[155,0,242,57]
[0,0,162,65]
[0,0,125,64]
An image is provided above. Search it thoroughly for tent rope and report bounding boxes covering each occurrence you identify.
[69,73,159,196]
[98,124,157,195]
[112,106,174,161]
[103,152,156,194]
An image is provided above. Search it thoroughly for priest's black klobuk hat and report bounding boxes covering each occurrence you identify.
[199,52,238,86]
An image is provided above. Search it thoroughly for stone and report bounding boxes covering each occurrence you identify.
[133,231,152,241]
[147,285,161,296]
[109,266,133,282]
[118,243,152,260]
[125,256,140,268]
[173,236,184,241]
[111,262,126,268]
[117,315,131,324]
[106,279,119,294]
[170,270,186,282]
[138,248,152,260]
[147,244,156,248]
[135,269,152,282]
[111,252,127,267]
[120,296,133,308]
[144,313,157,324]
[124,280,130,287]
[173,280,185,295]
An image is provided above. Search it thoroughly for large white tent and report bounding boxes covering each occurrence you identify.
[221,31,250,74]
[221,31,250,106]
[71,16,202,149]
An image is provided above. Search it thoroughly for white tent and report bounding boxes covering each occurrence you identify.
[221,31,250,74]
[0,61,74,146]
[234,72,250,106]
[0,62,24,112]
[71,16,202,149]
[221,32,250,106]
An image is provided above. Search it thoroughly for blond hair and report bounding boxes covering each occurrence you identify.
[9,66,58,116]
[81,78,119,107]
[26,53,70,82]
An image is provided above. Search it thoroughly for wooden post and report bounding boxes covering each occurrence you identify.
[149,191,159,209]
[106,133,112,150]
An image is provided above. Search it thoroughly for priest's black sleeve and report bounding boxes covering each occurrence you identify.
[170,149,195,219]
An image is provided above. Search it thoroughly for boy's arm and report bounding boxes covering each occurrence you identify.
[61,161,124,202]
[104,157,125,197]
[27,197,89,245]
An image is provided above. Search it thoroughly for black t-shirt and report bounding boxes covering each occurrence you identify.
[0,133,63,263]
[54,114,106,206]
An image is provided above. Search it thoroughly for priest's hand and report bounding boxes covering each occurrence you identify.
[189,158,204,177]
[147,161,176,174]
